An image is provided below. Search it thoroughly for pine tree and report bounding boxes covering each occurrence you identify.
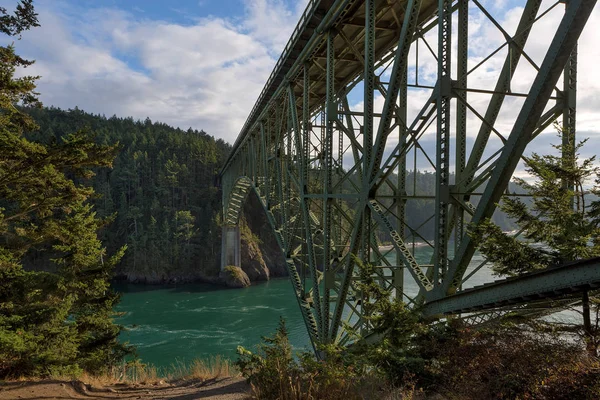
[470,124,600,355]
[0,1,131,377]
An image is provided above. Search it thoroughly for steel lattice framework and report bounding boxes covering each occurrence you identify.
[220,0,598,350]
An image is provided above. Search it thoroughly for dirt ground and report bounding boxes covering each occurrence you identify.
[0,377,250,400]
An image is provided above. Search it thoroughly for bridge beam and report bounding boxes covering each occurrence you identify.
[423,258,600,316]
[443,0,597,297]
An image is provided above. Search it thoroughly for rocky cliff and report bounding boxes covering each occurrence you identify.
[112,189,287,286]
[238,190,288,282]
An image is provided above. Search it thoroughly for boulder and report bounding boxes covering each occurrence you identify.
[220,266,251,288]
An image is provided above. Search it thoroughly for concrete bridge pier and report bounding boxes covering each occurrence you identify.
[221,225,241,270]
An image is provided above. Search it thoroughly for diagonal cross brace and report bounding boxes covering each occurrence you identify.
[441,0,598,298]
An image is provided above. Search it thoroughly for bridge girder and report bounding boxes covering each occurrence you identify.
[220,0,597,349]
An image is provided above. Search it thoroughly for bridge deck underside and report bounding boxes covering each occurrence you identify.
[225,0,441,157]
[288,0,440,115]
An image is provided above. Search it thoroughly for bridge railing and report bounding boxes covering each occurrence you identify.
[224,0,320,174]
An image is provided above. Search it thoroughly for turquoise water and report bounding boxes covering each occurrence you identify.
[114,279,311,368]
[114,246,496,369]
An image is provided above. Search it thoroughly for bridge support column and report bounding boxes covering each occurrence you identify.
[221,225,241,270]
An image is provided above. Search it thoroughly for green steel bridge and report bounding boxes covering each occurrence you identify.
[219,0,599,350]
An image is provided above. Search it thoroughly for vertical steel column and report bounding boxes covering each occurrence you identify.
[396,67,408,299]
[301,66,323,340]
[275,107,286,231]
[434,0,452,285]
[454,0,468,253]
[446,0,596,295]
[267,122,274,208]
[240,144,247,177]
[322,29,336,341]
[563,47,577,140]
[362,0,376,270]
[330,96,367,341]
[363,0,375,180]
[249,136,256,184]
[303,64,311,189]
[337,107,343,247]
[285,97,293,247]
[562,45,577,201]
[289,82,321,346]
[260,123,270,207]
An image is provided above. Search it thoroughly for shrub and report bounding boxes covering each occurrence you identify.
[236,318,367,400]
[433,322,588,399]
[532,357,600,400]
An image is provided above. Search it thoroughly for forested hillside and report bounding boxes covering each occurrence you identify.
[25,107,231,282]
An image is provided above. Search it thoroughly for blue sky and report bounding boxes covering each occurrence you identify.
[72,0,280,22]
[50,0,294,23]
[2,0,599,154]
[1,0,310,142]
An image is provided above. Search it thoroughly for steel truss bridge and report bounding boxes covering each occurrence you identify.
[220,0,599,350]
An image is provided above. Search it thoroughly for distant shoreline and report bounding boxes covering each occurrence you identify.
[378,242,429,251]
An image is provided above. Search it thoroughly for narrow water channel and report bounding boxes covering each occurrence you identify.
[114,247,499,369]
[114,279,309,368]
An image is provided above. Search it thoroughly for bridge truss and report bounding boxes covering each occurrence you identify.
[220,0,597,350]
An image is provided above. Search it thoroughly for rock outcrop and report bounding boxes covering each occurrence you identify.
[241,191,288,280]
[240,225,270,281]
[220,266,251,288]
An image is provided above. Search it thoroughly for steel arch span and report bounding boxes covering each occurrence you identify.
[219,0,598,349]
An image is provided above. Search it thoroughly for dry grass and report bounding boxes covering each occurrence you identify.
[168,356,234,382]
[51,356,236,387]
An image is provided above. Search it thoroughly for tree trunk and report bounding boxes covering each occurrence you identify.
[583,290,595,356]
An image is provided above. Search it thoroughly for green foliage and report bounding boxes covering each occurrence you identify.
[223,265,243,281]
[0,1,131,378]
[469,220,553,276]
[50,204,130,373]
[240,215,262,247]
[236,318,292,392]
[236,318,365,400]
[349,260,430,387]
[470,126,600,356]
[24,106,231,281]
[471,126,600,276]
[0,0,38,37]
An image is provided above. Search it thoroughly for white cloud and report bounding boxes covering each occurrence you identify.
[340,1,600,177]
[11,0,306,143]
[8,0,600,153]
[242,0,304,54]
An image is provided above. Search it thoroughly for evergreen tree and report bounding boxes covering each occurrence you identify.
[470,125,600,355]
[23,106,231,282]
[0,1,130,377]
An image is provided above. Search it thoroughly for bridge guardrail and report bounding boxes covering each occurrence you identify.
[223,0,320,174]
